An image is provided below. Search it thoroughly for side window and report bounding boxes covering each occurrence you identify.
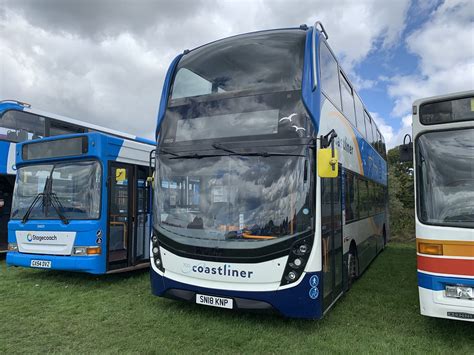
[339,72,356,127]
[376,130,382,155]
[0,110,45,142]
[381,135,386,159]
[319,42,341,110]
[369,181,376,215]
[49,119,85,137]
[354,95,365,136]
[171,68,213,99]
[358,178,369,218]
[345,172,354,222]
[364,111,374,144]
[371,120,377,146]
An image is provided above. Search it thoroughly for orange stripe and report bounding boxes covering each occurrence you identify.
[418,255,474,277]
[417,238,474,257]
[242,233,275,240]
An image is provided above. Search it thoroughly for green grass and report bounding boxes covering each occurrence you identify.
[0,243,472,353]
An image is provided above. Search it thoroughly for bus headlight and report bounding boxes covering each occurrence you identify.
[8,243,18,251]
[445,285,473,299]
[151,231,164,272]
[280,237,313,286]
[73,246,101,256]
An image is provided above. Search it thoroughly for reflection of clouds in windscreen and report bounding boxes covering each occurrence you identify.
[420,129,474,224]
[157,153,309,233]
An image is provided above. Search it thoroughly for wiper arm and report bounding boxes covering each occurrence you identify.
[158,148,180,157]
[212,142,305,158]
[48,192,69,225]
[22,192,44,224]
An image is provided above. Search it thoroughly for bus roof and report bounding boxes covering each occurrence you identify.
[413,90,474,107]
[16,132,154,166]
[0,100,155,145]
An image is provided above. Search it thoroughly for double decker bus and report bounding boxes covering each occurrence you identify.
[0,100,152,253]
[150,23,388,318]
[6,132,155,274]
[401,91,474,322]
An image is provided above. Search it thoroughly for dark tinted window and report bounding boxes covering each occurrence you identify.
[171,30,306,100]
[420,96,474,124]
[0,110,45,142]
[340,73,356,126]
[50,119,85,136]
[319,42,341,110]
[22,136,88,161]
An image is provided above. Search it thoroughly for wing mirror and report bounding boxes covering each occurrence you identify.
[318,129,338,178]
[399,134,413,162]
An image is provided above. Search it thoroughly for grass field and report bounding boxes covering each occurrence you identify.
[0,243,472,353]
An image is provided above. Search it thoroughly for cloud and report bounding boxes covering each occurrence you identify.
[0,0,410,139]
[388,0,474,118]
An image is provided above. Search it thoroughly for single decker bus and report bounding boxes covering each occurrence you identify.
[400,91,473,322]
[0,100,152,253]
[150,22,388,318]
[7,132,155,274]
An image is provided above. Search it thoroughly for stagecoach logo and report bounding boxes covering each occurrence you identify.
[182,262,254,279]
[26,233,58,242]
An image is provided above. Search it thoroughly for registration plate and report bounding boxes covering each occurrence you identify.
[196,294,233,309]
[30,260,51,268]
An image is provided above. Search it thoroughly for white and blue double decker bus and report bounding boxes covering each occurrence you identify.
[6,132,155,274]
[0,100,152,253]
[150,23,388,318]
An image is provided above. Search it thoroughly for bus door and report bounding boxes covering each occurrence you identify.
[108,163,132,270]
[133,166,150,264]
[321,168,343,311]
[107,163,148,270]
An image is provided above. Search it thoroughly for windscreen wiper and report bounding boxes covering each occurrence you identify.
[42,173,69,225]
[158,148,180,157]
[212,142,306,158]
[167,143,305,159]
[21,172,69,225]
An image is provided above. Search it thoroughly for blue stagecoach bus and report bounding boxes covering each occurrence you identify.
[150,22,388,318]
[0,100,152,253]
[7,132,155,274]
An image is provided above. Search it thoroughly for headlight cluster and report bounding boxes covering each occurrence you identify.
[151,233,164,272]
[280,237,313,286]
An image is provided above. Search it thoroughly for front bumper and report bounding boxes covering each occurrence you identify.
[6,251,104,274]
[151,269,324,319]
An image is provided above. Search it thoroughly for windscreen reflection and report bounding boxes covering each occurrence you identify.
[155,148,312,249]
[417,128,474,227]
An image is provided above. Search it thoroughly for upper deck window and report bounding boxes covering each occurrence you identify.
[0,110,45,142]
[420,96,474,124]
[319,42,341,110]
[170,30,306,101]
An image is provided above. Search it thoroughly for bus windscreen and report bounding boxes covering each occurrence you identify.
[22,136,88,161]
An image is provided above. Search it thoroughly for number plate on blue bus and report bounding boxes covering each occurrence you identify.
[30,260,51,268]
[196,294,233,309]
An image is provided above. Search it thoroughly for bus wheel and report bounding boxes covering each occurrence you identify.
[348,245,359,288]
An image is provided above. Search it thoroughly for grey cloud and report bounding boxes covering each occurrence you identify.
[5,0,211,40]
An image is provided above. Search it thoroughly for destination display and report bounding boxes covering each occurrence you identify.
[22,136,88,160]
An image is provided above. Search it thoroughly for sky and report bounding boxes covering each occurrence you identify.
[0,0,473,147]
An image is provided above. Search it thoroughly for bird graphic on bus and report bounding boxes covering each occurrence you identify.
[292,125,306,133]
[279,113,297,123]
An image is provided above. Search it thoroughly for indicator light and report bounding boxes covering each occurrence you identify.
[418,242,443,255]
